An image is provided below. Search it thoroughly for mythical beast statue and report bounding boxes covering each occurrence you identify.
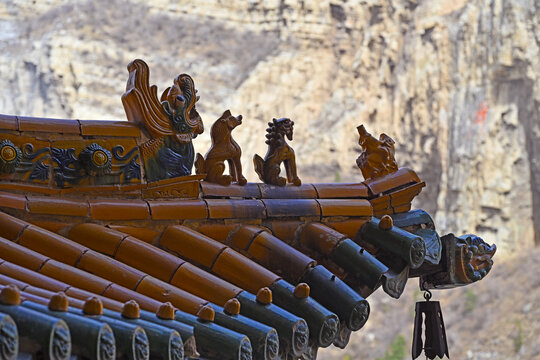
[356,124,398,180]
[122,59,204,182]
[195,110,247,186]
[254,118,301,186]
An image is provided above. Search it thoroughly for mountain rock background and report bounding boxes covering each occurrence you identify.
[1,0,539,359]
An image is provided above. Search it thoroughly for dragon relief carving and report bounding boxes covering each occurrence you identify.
[170,335,184,360]
[254,118,301,187]
[195,110,247,186]
[99,326,116,360]
[122,59,204,182]
[356,125,398,180]
[0,316,18,360]
[52,322,71,360]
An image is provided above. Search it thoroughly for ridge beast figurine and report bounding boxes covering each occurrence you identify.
[0,59,496,360]
[356,124,398,180]
[254,118,301,186]
[195,110,247,186]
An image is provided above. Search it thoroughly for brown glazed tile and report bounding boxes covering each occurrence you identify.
[63,293,88,309]
[200,182,261,199]
[146,174,205,188]
[29,220,71,233]
[374,208,394,217]
[39,260,110,294]
[65,287,123,312]
[24,286,85,308]
[313,183,370,199]
[159,226,227,269]
[0,273,29,288]
[228,225,264,251]
[18,116,80,134]
[248,231,315,282]
[211,248,279,294]
[79,120,141,137]
[369,195,391,211]
[300,223,346,256]
[77,251,146,290]
[363,167,421,196]
[325,219,368,239]
[18,225,87,266]
[197,223,237,242]
[148,200,208,220]
[0,261,68,292]
[258,183,318,199]
[27,196,89,217]
[19,291,50,306]
[135,276,206,315]
[393,204,412,214]
[0,237,48,270]
[59,185,121,196]
[317,199,373,217]
[263,199,320,218]
[0,114,18,130]
[118,183,145,192]
[68,223,127,256]
[206,199,266,219]
[0,132,49,148]
[108,226,159,244]
[0,182,61,195]
[142,179,200,199]
[0,211,29,240]
[266,221,302,242]
[102,283,161,312]
[389,182,425,206]
[170,262,242,305]
[89,199,150,220]
[0,192,26,210]
[115,236,184,282]
[63,286,98,300]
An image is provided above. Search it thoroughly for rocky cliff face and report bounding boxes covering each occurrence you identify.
[1,0,538,253]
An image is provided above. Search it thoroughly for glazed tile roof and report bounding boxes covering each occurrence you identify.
[0,74,494,359]
[0,161,431,359]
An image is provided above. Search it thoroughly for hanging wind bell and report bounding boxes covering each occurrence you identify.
[412,286,450,359]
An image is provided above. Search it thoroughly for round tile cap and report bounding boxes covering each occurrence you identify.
[197,305,215,322]
[379,215,393,230]
[293,283,310,299]
[0,285,20,306]
[122,300,140,319]
[224,298,241,315]
[256,287,272,305]
[156,302,175,320]
[83,296,103,315]
[49,292,69,312]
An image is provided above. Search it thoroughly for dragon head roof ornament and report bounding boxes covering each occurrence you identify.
[122,59,203,142]
[121,59,204,181]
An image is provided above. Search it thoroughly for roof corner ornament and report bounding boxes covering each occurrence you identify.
[254,118,301,187]
[121,59,204,182]
[356,124,398,180]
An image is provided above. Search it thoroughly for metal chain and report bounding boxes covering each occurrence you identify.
[424,288,432,301]
[421,280,432,301]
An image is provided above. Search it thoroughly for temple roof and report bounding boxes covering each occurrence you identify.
[0,60,494,359]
